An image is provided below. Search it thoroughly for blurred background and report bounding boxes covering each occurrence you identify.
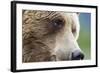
[78,13,91,59]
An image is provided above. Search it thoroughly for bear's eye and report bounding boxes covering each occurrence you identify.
[50,18,65,30]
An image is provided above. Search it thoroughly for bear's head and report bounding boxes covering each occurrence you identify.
[22,10,84,62]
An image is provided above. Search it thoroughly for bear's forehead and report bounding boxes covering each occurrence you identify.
[33,11,75,18]
[33,11,63,19]
[23,10,76,20]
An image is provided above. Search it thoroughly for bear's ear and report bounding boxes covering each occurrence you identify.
[76,12,80,16]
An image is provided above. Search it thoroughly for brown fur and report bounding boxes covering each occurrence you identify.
[22,10,67,62]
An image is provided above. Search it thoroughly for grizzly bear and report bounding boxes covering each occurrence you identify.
[22,10,84,62]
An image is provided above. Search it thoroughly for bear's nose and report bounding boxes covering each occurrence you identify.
[71,50,84,60]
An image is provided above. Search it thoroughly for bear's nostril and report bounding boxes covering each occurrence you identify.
[71,50,84,60]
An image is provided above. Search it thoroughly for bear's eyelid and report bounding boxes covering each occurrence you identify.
[53,18,65,26]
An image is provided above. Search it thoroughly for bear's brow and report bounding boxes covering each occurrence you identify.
[34,11,62,20]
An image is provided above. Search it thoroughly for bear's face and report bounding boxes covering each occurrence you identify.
[22,10,84,62]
